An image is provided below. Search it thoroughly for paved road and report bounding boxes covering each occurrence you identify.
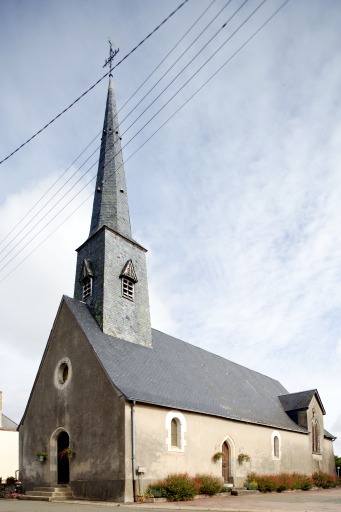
[0,488,341,512]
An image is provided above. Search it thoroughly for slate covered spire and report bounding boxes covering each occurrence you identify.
[89,77,132,239]
[74,77,152,347]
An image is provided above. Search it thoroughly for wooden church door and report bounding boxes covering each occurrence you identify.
[57,431,70,484]
[222,441,229,482]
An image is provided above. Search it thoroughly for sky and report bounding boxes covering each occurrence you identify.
[0,0,340,457]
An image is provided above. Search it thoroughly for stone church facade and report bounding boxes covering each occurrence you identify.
[18,78,336,502]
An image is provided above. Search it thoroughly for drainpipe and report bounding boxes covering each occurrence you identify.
[130,400,137,502]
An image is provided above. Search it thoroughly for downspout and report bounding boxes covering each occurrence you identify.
[130,400,137,502]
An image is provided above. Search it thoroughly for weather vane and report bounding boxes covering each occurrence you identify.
[103,38,119,76]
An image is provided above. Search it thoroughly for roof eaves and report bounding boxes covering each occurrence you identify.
[128,397,308,434]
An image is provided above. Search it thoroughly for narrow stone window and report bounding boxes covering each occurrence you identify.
[82,276,92,300]
[271,431,281,460]
[311,408,320,454]
[274,436,279,458]
[166,411,186,452]
[120,260,138,302]
[122,277,134,301]
[171,418,179,448]
[80,259,94,301]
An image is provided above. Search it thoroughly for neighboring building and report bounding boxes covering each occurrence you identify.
[0,390,19,478]
[18,78,336,502]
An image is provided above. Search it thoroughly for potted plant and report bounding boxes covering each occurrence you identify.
[212,451,224,462]
[59,447,75,459]
[238,453,251,463]
[36,451,48,462]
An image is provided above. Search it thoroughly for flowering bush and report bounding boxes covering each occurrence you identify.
[161,473,198,501]
[193,474,223,495]
[0,476,22,499]
[246,472,313,492]
[147,473,223,501]
[246,480,258,490]
[313,471,338,488]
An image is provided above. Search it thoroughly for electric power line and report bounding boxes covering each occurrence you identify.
[0,0,223,253]
[0,0,190,167]
[0,0,228,256]
[0,0,239,258]
[119,0,218,112]
[120,0,249,138]
[0,0,290,283]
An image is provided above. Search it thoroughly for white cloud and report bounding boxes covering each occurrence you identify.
[0,0,341,456]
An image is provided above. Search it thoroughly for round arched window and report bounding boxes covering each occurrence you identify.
[54,357,72,389]
[58,362,69,384]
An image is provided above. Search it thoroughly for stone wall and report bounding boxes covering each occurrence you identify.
[19,299,126,501]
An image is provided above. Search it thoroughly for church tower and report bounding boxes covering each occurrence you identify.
[74,78,152,348]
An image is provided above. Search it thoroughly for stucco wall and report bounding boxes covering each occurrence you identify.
[19,299,126,501]
[306,395,335,474]
[128,403,334,489]
[0,430,19,478]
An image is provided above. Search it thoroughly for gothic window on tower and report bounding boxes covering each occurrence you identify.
[80,259,94,301]
[120,260,138,302]
[82,276,92,300]
[312,408,320,454]
[122,277,134,300]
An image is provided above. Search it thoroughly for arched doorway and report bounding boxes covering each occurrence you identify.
[222,441,229,482]
[57,431,70,484]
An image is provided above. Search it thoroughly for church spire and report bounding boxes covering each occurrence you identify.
[74,75,152,348]
[89,77,132,239]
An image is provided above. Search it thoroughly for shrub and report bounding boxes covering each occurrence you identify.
[245,472,313,493]
[246,480,258,490]
[256,475,277,493]
[146,483,166,498]
[313,471,338,488]
[194,474,223,495]
[148,474,198,501]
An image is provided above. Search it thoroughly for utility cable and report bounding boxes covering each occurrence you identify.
[0,0,225,252]
[120,0,217,112]
[0,132,100,252]
[0,0,290,281]
[119,0,233,129]
[0,0,189,166]
[0,0,241,257]
[121,0,247,137]
[0,0,251,266]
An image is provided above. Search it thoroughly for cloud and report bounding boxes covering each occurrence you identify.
[0,0,340,456]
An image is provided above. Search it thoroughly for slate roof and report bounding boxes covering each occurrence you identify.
[279,390,326,415]
[65,296,308,434]
[278,391,334,439]
[1,414,18,431]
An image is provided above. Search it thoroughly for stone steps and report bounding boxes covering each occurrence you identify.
[231,489,259,496]
[19,486,73,502]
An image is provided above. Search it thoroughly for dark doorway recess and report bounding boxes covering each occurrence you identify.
[57,431,70,484]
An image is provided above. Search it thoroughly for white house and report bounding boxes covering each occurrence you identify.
[0,390,19,479]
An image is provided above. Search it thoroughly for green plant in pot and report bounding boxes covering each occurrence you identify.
[238,453,251,463]
[59,447,75,459]
[36,451,48,462]
[212,451,224,462]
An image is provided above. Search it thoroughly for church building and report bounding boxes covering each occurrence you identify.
[18,77,336,502]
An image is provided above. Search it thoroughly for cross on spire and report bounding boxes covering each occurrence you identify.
[103,38,119,76]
